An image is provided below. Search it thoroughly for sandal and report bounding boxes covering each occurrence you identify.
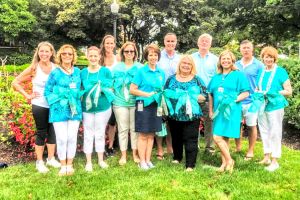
[244,156,254,161]
[156,154,164,160]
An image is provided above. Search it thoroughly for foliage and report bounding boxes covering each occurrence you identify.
[0,0,36,42]
[0,141,299,199]
[6,53,32,65]
[278,58,300,129]
[0,65,35,155]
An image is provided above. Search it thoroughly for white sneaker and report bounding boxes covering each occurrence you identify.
[265,163,279,172]
[58,166,67,176]
[139,162,149,170]
[146,162,155,169]
[46,157,61,168]
[99,161,109,169]
[36,160,49,173]
[66,165,75,175]
[85,163,93,172]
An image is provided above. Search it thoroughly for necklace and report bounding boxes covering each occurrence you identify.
[61,66,73,74]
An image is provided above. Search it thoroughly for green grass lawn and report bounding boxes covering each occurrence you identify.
[0,140,299,200]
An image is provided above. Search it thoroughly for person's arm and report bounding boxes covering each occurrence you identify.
[235,91,249,102]
[197,94,206,103]
[279,79,292,96]
[129,83,154,97]
[12,66,37,100]
[208,94,214,119]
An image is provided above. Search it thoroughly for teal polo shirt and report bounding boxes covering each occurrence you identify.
[132,64,166,101]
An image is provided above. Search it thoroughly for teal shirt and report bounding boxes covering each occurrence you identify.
[44,67,82,122]
[208,70,250,138]
[112,62,142,107]
[81,67,113,113]
[257,66,289,112]
[132,64,166,105]
[164,75,203,121]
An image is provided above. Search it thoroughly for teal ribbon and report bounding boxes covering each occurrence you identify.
[140,88,163,107]
[163,86,201,116]
[84,79,115,111]
[248,91,288,114]
[113,68,137,102]
[46,86,84,117]
[212,93,237,120]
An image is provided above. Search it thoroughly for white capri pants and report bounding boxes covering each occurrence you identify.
[83,108,112,154]
[113,106,137,151]
[258,108,284,158]
[53,120,80,161]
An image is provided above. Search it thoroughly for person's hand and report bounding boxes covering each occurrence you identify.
[198,94,206,103]
[26,91,40,100]
[209,111,214,120]
[148,91,156,97]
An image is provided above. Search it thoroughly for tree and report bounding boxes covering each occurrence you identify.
[0,0,36,44]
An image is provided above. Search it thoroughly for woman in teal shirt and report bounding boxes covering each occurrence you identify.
[164,55,206,171]
[130,44,165,170]
[81,46,114,171]
[253,46,292,172]
[208,50,249,173]
[112,42,142,165]
[45,44,82,176]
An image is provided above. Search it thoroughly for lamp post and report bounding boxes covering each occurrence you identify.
[111,0,119,54]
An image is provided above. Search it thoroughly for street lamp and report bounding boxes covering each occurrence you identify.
[111,0,119,53]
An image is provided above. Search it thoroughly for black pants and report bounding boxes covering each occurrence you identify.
[32,105,56,145]
[168,119,200,168]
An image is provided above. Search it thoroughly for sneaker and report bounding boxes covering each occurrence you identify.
[58,166,67,176]
[186,167,194,172]
[172,160,180,164]
[36,160,49,173]
[46,157,61,168]
[85,163,93,172]
[146,162,155,169]
[99,161,109,169]
[105,148,115,157]
[139,162,149,170]
[265,163,279,172]
[66,165,75,175]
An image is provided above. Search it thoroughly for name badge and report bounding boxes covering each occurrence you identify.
[218,87,224,93]
[157,106,162,117]
[69,82,76,89]
[137,100,143,112]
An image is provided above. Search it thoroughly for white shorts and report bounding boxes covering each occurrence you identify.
[242,103,258,126]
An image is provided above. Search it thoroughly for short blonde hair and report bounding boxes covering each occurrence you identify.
[176,55,197,76]
[56,44,77,66]
[217,50,238,73]
[198,33,213,44]
[260,46,278,63]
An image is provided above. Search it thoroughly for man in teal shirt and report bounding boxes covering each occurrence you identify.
[191,33,218,153]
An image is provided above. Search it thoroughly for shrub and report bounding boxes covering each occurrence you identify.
[7,53,32,65]
[278,58,300,129]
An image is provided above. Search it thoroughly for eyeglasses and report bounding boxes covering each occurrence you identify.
[61,52,73,56]
[124,50,135,54]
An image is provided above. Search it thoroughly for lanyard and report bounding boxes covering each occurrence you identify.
[258,65,277,94]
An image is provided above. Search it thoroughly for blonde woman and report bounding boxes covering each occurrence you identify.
[99,35,120,156]
[208,50,249,173]
[81,46,114,171]
[164,55,206,171]
[45,44,82,176]
[12,41,60,173]
[112,42,142,165]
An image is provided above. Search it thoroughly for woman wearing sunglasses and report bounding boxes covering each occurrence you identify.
[45,44,82,176]
[112,42,142,165]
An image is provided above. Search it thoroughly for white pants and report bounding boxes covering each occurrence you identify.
[258,109,284,158]
[83,108,112,154]
[113,106,137,151]
[53,120,80,160]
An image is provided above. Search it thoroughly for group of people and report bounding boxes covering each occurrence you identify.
[12,33,292,176]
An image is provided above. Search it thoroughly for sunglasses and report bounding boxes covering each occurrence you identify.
[124,50,135,54]
[61,52,73,56]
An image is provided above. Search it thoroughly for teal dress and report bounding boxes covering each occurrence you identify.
[44,67,82,122]
[112,62,142,107]
[81,67,114,113]
[208,70,250,138]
